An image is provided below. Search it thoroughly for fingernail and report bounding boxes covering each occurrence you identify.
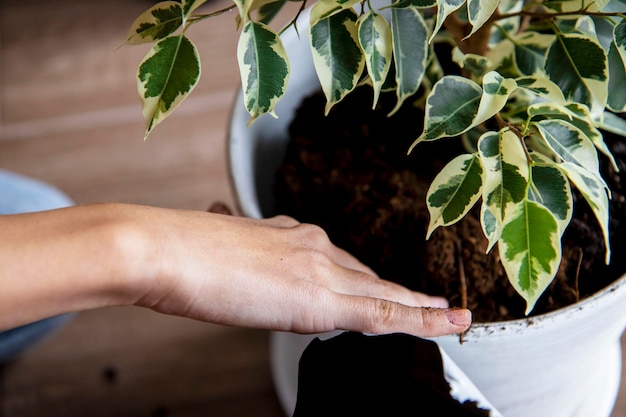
[446,308,472,327]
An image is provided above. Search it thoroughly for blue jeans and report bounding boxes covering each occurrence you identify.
[0,170,75,363]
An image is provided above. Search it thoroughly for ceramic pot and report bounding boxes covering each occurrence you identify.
[227,8,626,417]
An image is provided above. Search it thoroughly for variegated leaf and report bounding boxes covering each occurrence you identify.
[615,19,626,63]
[411,76,481,148]
[597,110,626,137]
[607,40,626,112]
[258,0,288,24]
[237,21,289,122]
[545,33,608,114]
[358,11,392,108]
[466,0,499,38]
[542,0,609,12]
[528,102,616,169]
[473,71,517,128]
[480,202,499,252]
[391,0,437,8]
[125,1,183,45]
[452,47,493,77]
[138,34,200,138]
[310,9,364,114]
[232,0,253,24]
[488,0,522,46]
[527,102,573,120]
[535,119,600,174]
[431,0,466,42]
[390,6,429,114]
[310,0,361,27]
[559,162,611,263]
[528,162,573,235]
[499,198,561,315]
[478,129,530,226]
[426,153,484,238]
[515,76,566,103]
[182,0,208,22]
[564,103,618,170]
[509,32,553,76]
[556,16,598,37]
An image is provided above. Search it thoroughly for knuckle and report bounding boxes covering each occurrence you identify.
[271,215,299,227]
[369,299,400,333]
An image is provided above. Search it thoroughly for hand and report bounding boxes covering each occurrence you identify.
[135,207,471,338]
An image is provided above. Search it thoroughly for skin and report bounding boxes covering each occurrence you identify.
[0,203,471,337]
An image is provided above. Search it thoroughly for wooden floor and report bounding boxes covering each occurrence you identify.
[0,1,625,416]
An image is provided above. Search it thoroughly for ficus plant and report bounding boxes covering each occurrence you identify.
[125,0,626,314]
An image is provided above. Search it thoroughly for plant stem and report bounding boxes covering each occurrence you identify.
[188,4,238,25]
[455,239,468,344]
[496,8,625,22]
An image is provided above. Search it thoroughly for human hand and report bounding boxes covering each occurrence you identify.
[135,206,471,338]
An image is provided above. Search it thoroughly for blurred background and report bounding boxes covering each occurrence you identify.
[1,0,625,416]
[1,1,284,416]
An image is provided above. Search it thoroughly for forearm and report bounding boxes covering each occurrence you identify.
[0,203,154,330]
[0,203,471,337]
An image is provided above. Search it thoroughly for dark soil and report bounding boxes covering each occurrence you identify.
[273,86,626,322]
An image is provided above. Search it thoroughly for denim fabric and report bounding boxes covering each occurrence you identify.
[0,169,75,363]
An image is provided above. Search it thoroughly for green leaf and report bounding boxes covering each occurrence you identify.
[528,162,573,235]
[310,9,365,115]
[509,32,553,76]
[478,129,530,226]
[559,162,611,263]
[237,21,290,122]
[426,153,484,238]
[389,6,429,114]
[545,33,608,113]
[607,40,626,112]
[358,11,393,108]
[499,198,561,315]
[466,0,499,38]
[125,1,183,45]
[137,34,200,138]
[411,76,481,147]
[535,119,600,174]
[432,0,466,42]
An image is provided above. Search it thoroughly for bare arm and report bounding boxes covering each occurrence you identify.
[0,203,471,337]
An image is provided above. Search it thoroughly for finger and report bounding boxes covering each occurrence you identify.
[263,214,301,228]
[331,295,471,338]
[331,245,379,276]
[207,202,233,215]
[321,265,449,308]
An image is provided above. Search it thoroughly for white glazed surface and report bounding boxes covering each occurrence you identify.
[228,8,626,417]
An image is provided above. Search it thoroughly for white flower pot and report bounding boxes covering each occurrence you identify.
[227,9,626,417]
